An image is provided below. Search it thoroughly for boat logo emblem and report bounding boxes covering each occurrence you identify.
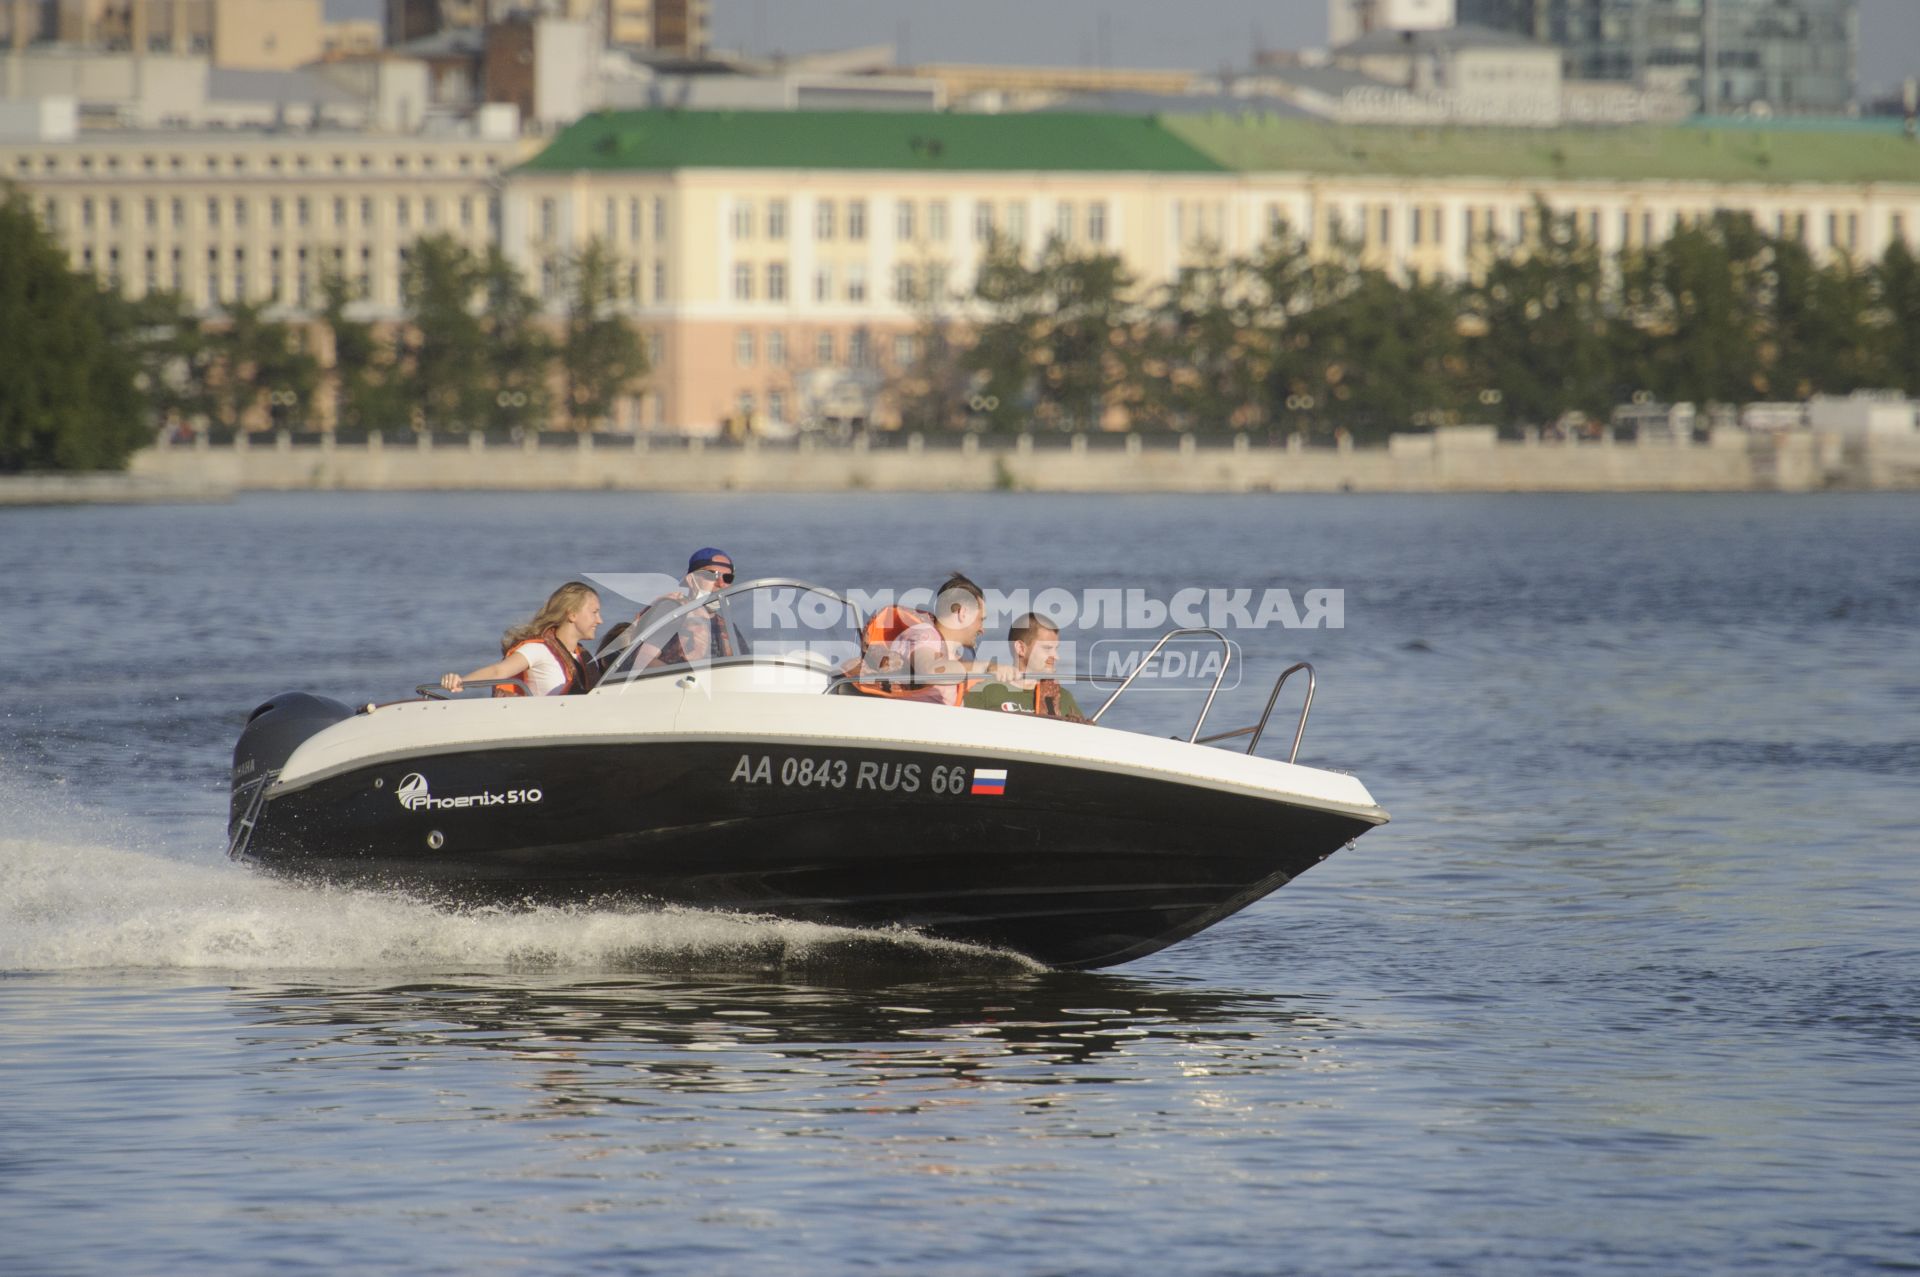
[393,772,543,813]
[397,773,430,809]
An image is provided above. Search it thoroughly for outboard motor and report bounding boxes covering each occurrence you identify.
[229,693,353,855]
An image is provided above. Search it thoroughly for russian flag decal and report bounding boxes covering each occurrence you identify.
[970,767,1008,796]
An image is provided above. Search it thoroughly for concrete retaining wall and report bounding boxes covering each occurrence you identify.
[116,427,1920,494]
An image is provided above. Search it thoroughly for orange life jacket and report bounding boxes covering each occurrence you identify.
[492,629,597,698]
[850,606,953,702]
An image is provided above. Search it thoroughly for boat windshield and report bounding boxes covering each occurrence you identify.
[589,576,864,687]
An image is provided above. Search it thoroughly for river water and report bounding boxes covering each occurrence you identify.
[3,492,1916,1275]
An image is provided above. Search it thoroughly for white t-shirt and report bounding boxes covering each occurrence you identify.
[509,639,570,695]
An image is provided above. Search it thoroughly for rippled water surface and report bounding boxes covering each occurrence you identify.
[3,492,1917,1274]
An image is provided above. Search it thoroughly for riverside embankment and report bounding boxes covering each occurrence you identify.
[110,426,1920,495]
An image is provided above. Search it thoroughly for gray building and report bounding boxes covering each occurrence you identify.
[1456,0,1857,115]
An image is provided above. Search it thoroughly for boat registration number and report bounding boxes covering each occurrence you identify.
[729,753,975,794]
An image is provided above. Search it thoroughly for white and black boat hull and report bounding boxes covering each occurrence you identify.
[229,678,1387,970]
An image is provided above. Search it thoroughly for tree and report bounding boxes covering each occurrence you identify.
[963,235,1050,432]
[195,300,319,431]
[0,190,151,470]
[320,267,408,433]
[1872,239,1920,395]
[398,233,489,431]
[1130,248,1273,433]
[1281,263,1467,442]
[1032,240,1135,431]
[477,246,553,433]
[1616,214,1768,405]
[1465,202,1613,426]
[962,236,1136,433]
[555,238,647,431]
[892,278,975,433]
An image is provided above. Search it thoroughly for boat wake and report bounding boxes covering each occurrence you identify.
[0,833,1034,977]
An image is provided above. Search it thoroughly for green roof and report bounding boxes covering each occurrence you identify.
[521,110,1230,174]
[1164,115,1920,185]
[522,109,1920,186]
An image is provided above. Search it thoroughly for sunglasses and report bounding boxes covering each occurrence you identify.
[696,567,735,584]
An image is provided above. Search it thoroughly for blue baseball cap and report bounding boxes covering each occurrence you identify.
[688,547,734,574]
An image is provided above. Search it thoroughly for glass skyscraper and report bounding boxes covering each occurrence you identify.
[1455,0,1857,114]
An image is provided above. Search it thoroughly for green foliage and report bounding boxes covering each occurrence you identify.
[556,238,647,431]
[1465,201,1613,425]
[934,209,1920,438]
[0,190,151,471]
[320,268,408,433]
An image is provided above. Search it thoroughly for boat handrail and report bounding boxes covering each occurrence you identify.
[415,678,517,700]
[1087,627,1233,744]
[1194,662,1316,764]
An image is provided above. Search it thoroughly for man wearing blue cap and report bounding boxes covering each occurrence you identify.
[619,547,739,671]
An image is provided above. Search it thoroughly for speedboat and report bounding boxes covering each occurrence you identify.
[228,579,1389,970]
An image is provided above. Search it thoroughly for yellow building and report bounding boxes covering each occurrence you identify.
[505,110,1920,433]
[2,129,534,313]
[7,109,1919,435]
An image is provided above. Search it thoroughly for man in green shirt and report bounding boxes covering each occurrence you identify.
[963,613,1086,721]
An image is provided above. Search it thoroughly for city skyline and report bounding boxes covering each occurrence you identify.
[316,1,1918,99]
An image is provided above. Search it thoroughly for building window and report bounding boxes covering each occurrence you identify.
[814,264,834,303]
[896,200,916,241]
[732,200,754,239]
[1055,201,1073,243]
[767,199,787,240]
[926,262,948,301]
[271,198,284,229]
[815,331,834,364]
[1006,201,1027,242]
[1086,200,1108,245]
[396,198,410,230]
[846,263,866,303]
[767,330,787,367]
[848,328,870,367]
[234,198,248,227]
[297,198,311,228]
[893,334,917,367]
[82,198,95,229]
[1378,207,1391,245]
[605,197,618,240]
[144,198,158,230]
[929,200,948,241]
[736,391,756,421]
[768,390,786,423]
[1411,207,1423,247]
[361,197,374,227]
[206,197,219,228]
[974,201,994,242]
[653,261,666,301]
[735,329,756,366]
[733,263,754,301]
[653,196,667,239]
[893,263,916,303]
[647,331,664,366]
[815,200,836,241]
[848,199,867,241]
[541,199,557,241]
[629,198,641,241]
[171,198,184,229]
[460,197,473,230]
[767,262,787,302]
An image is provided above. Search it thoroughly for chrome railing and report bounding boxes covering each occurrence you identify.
[1087,627,1234,744]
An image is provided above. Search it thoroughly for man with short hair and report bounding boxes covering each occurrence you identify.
[963,612,1085,720]
[883,573,1010,705]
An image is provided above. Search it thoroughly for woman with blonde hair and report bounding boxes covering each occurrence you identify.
[441,582,602,697]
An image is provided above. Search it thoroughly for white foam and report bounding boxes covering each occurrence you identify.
[0,836,1027,975]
